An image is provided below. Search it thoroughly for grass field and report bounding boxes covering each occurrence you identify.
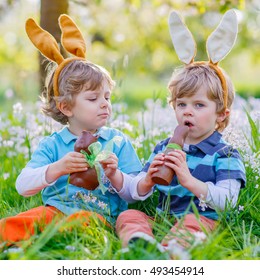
[0,96,259,260]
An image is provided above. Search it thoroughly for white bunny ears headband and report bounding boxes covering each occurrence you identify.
[168,10,238,110]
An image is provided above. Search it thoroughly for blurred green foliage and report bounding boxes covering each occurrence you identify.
[0,0,259,112]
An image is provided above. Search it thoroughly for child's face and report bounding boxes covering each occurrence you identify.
[65,80,112,135]
[175,85,222,144]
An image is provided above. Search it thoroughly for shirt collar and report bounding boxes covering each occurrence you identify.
[186,131,222,154]
[58,126,110,144]
[95,126,110,141]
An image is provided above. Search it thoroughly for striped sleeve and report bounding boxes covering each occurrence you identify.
[216,147,246,187]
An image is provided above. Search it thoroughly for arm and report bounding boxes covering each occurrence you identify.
[45,151,88,183]
[137,153,168,196]
[164,150,242,209]
[16,165,55,197]
[99,148,154,202]
[99,152,123,192]
[205,179,241,210]
[16,151,89,197]
[98,130,144,200]
[99,154,153,202]
[116,172,153,203]
[126,171,154,201]
[164,150,208,198]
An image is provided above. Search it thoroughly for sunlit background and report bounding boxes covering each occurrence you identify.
[0,0,259,112]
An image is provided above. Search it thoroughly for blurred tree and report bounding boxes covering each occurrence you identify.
[0,0,259,106]
[39,0,69,89]
[0,0,17,15]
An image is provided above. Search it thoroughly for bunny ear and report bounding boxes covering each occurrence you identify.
[168,11,197,64]
[206,10,238,64]
[59,14,86,58]
[25,18,64,64]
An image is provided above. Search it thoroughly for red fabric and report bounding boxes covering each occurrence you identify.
[116,209,153,247]
[116,210,216,248]
[0,206,110,244]
[0,206,62,243]
[161,213,216,247]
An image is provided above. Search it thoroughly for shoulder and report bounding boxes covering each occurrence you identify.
[99,127,131,143]
[145,137,169,164]
[39,131,63,145]
[36,132,58,147]
[216,138,242,159]
[153,138,170,153]
[34,130,66,155]
[100,126,126,137]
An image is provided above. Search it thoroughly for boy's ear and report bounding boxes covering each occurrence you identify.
[58,101,73,117]
[217,109,230,123]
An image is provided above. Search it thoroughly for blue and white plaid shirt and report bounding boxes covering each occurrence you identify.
[141,131,246,220]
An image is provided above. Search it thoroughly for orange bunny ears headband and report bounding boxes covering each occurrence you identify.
[168,10,238,110]
[25,14,86,98]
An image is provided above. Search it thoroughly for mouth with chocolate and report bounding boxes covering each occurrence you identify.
[184,120,194,128]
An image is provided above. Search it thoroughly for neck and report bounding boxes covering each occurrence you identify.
[68,126,97,136]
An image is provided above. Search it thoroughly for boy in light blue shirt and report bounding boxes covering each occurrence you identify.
[0,15,141,244]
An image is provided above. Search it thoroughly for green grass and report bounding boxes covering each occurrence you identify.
[236,82,260,99]
[0,101,259,260]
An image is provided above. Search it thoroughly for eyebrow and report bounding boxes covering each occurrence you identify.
[83,91,98,97]
[176,97,207,102]
[83,90,111,96]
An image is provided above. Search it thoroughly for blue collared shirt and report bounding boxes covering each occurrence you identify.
[143,131,246,220]
[26,126,142,224]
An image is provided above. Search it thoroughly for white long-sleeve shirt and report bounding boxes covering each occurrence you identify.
[17,166,241,210]
[121,171,241,210]
[16,165,136,203]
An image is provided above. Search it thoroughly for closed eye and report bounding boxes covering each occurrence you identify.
[177,102,186,107]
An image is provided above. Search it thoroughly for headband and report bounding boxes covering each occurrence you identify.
[168,10,238,110]
[25,14,86,100]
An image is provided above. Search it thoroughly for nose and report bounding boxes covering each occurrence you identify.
[183,105,193,116]
[100,97,109,108]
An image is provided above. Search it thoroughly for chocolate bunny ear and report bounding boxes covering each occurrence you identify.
[168,10,197,64]
[207,10,238,64]
[25,18,64,65]
[59,14,86,58]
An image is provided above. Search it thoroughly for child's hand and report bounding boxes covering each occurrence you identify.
[46,152,89,183]
[137,153,165,196]
[99,153,119,179]
[164,150,209,198]
[144,153,165,186]
[57,152,89,175]
[99,153,124,192]
[164,150,192,187]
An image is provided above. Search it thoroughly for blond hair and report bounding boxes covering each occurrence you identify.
[41,60,115,125]
[168,64,235,132]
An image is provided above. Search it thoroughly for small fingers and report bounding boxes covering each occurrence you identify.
[164,161,176,170]
[106,163,118,169]
[154,153,165,161]
[69,151,86,158]
[165,151,186,162]
[166,150,186,158]
[148,167,159,174]
[150,160,164,168]
[100,152,117,162]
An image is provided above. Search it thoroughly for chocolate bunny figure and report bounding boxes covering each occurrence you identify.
[151,125,189,185]
[69,131,99,190]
